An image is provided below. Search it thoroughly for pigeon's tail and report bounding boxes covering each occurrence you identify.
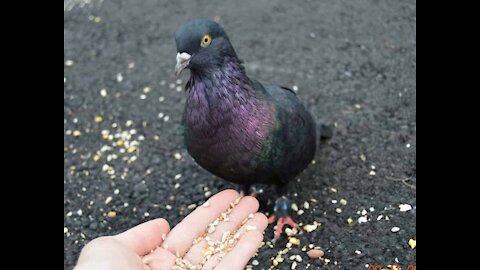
[318,122,334,143]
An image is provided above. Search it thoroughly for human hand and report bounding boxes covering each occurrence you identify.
[74,189,268,270]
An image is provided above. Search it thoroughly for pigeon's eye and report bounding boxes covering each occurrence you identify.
[200,34,212,47]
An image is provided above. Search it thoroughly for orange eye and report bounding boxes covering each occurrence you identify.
[200,34,212,47]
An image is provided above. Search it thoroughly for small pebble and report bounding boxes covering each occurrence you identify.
[252,260,259,266]
[307,249,324,259]
[289,237,300,245]
[143,87,151,94]
[339,199,347,205]
[358,216,368,223]
[291,203,298,211]
[303,202,309,209]
[399,204,412,212]
[408,238,416,249]
[355,250,362,255]
[391,227,400,233]
[303,224,316,233]
[105,196,112,204]
[116,73,123,82]
[94,116,103,123]
[335,208,342,214]
[107,211,116,218]
[65,60,74,66]
[174,153,182,160]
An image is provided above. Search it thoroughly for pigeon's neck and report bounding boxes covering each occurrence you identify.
[186,56,261,110]
[188,56,255,94]
[184,56,273,140]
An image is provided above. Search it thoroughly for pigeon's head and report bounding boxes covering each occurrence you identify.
[174,19,237,76]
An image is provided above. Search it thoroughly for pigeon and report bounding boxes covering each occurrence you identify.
[174,19,331,239]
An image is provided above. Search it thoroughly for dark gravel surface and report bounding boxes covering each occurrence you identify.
[64,0,416,269]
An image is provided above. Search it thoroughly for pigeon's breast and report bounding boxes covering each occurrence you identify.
[184,80,275,183]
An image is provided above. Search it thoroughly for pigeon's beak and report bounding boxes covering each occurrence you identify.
[175,52,191,76]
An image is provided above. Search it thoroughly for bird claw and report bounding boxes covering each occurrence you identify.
[268,215,299,240]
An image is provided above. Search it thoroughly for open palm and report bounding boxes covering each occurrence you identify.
[75,190,267,270]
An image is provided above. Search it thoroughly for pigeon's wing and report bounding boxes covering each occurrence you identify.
[253,80,317,184]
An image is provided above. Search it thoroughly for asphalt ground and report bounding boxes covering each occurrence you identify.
[64,0,416,269]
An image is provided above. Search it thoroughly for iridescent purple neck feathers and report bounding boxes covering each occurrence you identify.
[185,56,268,135]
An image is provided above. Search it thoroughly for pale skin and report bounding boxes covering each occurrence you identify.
[74,190,268,270]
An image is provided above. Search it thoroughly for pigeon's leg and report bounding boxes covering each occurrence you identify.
[268,185,298,240]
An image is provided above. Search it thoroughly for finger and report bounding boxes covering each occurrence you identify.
[183,196,259,264]
[162,189,240,257]
[203,213,267,270]
[113,218,170,256]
